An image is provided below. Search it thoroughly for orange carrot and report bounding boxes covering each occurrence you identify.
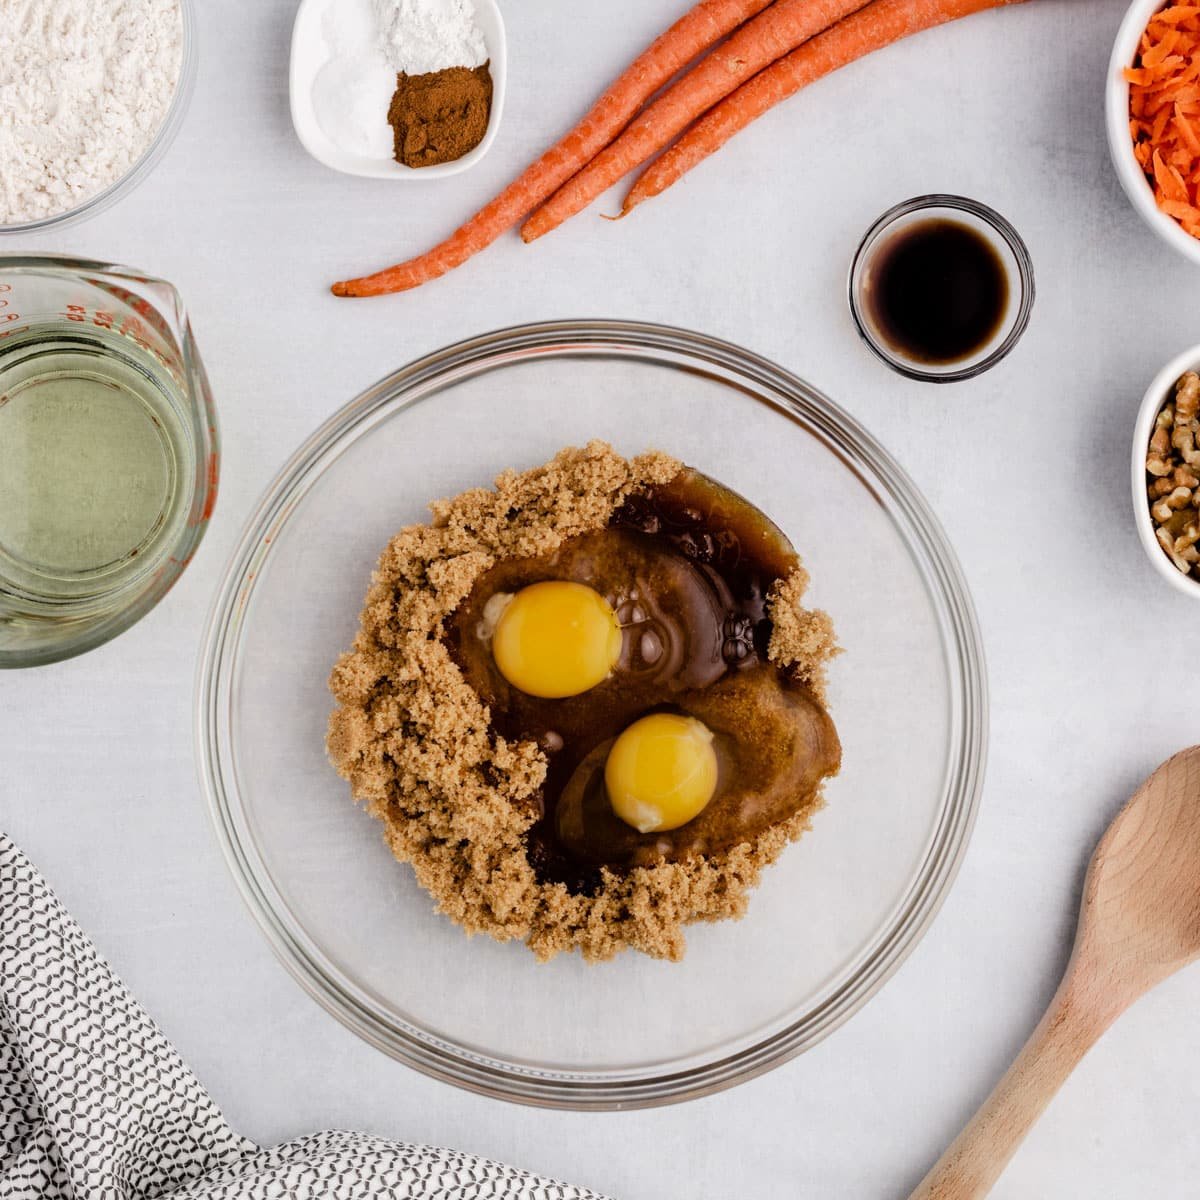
[621,0,1028,217]
[519,0,870,244]
[331,0,774,298]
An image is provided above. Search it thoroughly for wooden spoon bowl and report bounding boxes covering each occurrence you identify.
[910,746,1200,1199]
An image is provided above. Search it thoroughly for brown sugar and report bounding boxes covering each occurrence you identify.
[388,64,493,168]
[326,443,839,962]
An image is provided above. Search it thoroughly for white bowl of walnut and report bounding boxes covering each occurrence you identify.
[1134,345,1200,597]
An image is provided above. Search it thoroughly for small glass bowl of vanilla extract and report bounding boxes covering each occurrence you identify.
[848,195,1035,383]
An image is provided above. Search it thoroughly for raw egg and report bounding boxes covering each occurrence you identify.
[605,713,719,834]
[492,581,622,699]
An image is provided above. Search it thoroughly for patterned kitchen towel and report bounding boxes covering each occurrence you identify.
[0,834,611,1200]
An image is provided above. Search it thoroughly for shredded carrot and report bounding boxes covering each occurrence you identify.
[1127,0,1200,238]
[1160,197,1200,219]
[1154,4,1200,23]
[1156,83,1200,104]
[1153,103,1173,142]
[1144,32,1181,66]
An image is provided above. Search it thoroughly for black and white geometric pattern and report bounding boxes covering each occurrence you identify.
[0,834,612,1200]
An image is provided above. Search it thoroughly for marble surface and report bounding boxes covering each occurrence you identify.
[4,0,1200,1195]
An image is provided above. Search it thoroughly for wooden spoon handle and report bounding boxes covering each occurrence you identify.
[908,976,1118,1200]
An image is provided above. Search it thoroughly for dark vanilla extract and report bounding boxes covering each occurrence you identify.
[867,219,1008,365]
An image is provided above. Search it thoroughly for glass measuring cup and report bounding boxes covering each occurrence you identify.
[0,256,218,668]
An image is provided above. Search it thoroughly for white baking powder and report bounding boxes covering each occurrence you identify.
[373,0,487,75]
[313,0,397,158]
[0,0,184,225]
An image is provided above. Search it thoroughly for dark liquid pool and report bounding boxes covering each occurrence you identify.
[866,219,1008,365]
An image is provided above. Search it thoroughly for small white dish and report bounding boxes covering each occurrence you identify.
[289,0,506,180]
[1107,0,1200,266]
[1132,343,1200,598]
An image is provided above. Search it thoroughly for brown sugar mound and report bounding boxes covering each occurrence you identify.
[326,442,838,962]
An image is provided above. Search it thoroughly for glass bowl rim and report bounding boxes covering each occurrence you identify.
[195,318,988,1109]
[0,0,198,236]
[847,193,1036,384]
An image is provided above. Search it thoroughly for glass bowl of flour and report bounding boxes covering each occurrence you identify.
[0,0,198,234]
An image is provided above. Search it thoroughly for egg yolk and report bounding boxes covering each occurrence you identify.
[605,713,719,834]
[492,581,623,699]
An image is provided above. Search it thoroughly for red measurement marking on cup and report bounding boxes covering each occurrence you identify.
[0,285,20,340]
[202,452,219,521]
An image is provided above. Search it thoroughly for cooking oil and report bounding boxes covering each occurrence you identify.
[0,324,194,608]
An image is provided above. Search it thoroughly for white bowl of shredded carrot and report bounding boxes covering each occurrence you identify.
[1108,0,1200,264]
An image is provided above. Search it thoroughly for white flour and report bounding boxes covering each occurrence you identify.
[373,0,487,75]
[0,0,183,225]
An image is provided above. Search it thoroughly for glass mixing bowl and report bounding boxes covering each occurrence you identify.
[197,321,987,1109]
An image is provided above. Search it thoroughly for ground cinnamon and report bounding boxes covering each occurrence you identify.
[388,63,492,168]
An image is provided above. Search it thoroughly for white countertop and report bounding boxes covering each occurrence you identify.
[5,0,1200,1195]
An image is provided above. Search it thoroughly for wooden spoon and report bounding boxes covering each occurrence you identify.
[910,746,1200,1199]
